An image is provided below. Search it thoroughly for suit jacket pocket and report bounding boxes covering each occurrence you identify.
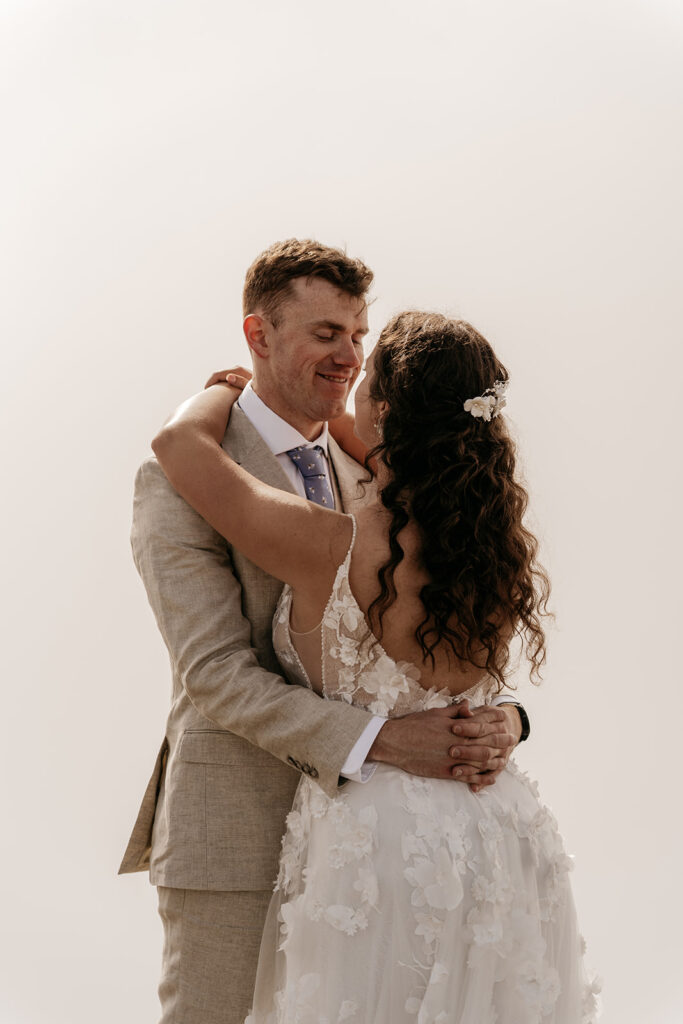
[177,729,282,768]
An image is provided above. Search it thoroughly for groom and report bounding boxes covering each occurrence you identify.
[120,239,526,1024]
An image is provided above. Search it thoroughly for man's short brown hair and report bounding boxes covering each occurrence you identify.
[242,238,374,326]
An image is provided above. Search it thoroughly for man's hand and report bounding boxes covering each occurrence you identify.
[204,367,253,390]
[368,702,520,791]
[449,704,522,793]
[368,703,479,780]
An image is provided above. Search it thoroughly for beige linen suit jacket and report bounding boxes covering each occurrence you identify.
[119,406,373,891]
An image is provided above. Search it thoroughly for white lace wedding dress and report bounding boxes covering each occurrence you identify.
[246,517,600,1024]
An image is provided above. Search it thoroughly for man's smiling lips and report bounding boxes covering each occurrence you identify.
[317,372,351,386]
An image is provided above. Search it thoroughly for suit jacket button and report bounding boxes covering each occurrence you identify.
[287,756,301,770]
[309,767,319,778]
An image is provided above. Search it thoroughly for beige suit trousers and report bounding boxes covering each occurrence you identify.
[158,887,272,1024]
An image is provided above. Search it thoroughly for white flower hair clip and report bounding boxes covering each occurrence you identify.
[463,379,508,422]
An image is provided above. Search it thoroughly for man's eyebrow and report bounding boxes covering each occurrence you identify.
[311,319,369,336]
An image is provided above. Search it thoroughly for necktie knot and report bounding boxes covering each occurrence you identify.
[286,445,334,508]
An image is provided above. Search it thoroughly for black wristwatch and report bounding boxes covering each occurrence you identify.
[501,701,531,743]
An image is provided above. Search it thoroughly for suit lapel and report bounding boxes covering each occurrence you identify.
[328,437,374,513]
[219,407,295,609]
[221,406,296,494]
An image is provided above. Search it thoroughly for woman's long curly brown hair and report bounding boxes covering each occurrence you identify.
[366,311,551,690]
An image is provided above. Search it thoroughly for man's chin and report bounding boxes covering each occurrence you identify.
[307,396,347,424]
[322,400,347,423]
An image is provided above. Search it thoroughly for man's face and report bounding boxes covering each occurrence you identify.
[252,277,368,436]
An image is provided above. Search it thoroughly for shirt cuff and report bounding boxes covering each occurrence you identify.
[340,717,385,783]
[490,694,520,706]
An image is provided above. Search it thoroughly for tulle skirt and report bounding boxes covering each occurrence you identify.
[246,761,600,1024]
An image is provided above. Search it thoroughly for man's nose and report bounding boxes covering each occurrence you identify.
[333,334,362,368]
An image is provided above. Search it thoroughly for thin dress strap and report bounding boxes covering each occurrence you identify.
[289,514,358,638]
[282,514,358,694]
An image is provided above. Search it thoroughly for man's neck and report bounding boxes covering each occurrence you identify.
[250,381,323,441]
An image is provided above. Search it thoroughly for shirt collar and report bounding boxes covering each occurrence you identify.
[237,382,330,457]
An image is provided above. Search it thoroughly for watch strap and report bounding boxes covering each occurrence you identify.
[501,701,531,743]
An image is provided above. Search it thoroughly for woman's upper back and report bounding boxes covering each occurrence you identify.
[286,505,493,700]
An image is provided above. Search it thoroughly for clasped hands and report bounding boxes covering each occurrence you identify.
[449,702,521,791]
[368,701,521,794]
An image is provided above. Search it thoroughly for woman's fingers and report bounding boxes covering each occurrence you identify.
[204,366,252,389]
[204,370,227,388]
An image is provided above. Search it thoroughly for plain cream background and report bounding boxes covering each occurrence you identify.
[1,1,681,1022]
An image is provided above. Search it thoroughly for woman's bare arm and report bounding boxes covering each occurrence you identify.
[327,410,370,466]
[152,385,353,593]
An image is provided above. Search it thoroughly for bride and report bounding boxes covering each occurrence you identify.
[152,310,600,1023]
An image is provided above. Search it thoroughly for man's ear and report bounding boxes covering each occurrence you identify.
[243,314,269,360]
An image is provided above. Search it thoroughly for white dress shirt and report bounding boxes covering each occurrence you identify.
[237,383,383,781]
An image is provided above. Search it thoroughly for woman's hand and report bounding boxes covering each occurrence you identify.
[204,366,252,391]
[154,368,251,461]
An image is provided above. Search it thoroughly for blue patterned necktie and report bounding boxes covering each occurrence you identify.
[286,445,335,508]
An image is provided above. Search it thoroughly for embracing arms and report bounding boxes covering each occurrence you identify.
[152,384,352,603]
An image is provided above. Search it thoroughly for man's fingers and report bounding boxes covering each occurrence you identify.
[451,720,492,739]
[451,751,508,772]
[451,723,516,746]
[380,702,511,782]
[450,743,494,762]
[450,764,481,780]
[450,740,509,759]
[453,758,509,784]
[456,707,506,722]
[457,708,506,728]
[451,719,511,740]
[370,704,489,779]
